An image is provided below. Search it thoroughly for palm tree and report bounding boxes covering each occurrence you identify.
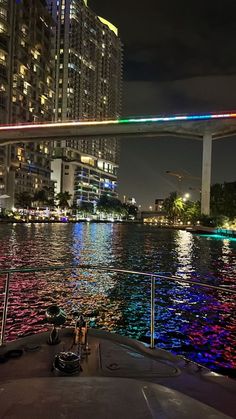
[56,191,72,209]
[172,196,185,219]
[163,192,185,223]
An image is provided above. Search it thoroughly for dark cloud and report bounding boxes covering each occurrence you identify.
[91,0,236,81]
[122,76,236,116]
[89,0,236,207]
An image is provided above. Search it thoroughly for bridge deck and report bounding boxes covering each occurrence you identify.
[0,115,236,145]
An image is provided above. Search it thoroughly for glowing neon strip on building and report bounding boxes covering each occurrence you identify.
[1,112,236,131]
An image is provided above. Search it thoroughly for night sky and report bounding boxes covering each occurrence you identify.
[90,0,236,209]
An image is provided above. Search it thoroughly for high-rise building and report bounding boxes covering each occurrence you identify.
[47,0,122,205]
[0,0,10,198]
[0,0,55,209]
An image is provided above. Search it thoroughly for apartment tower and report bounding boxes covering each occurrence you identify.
[0,0,54,209]
[47,0,122,205]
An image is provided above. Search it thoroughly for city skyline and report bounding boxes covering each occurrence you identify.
[0,1,235,400]
[0,0,122,209]
[90,0,236,209]
[1,0,236,210]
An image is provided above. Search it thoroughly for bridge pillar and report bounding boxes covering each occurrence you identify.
[201,132,212,215]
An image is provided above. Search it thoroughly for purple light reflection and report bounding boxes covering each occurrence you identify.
[0,223,235,375]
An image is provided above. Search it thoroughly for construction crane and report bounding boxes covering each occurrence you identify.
[166,171,201,181]
[165,171,201,195]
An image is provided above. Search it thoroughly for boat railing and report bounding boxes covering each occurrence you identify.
[1,264,236,347]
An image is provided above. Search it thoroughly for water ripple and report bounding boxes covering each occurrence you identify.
[0,223,235,374]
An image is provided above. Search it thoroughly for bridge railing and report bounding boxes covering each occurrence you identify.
[0,264,235,347]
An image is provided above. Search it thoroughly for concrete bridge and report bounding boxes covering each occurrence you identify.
[1,112,236,215]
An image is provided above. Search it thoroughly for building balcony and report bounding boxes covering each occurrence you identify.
[0,35,7,51]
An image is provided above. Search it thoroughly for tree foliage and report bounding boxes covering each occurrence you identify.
[77,201,94,215]
[96,195,127,217]
[182,200,200,223]
[163,192,185,222]
[15,191,32,208]
[123,203,138,218]
[56,191,72,209]
[163,192,200,223]
[31,187,55,207]
[211,181,236,218]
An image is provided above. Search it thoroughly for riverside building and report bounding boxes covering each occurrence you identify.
[0,0,54,209]
[47,0,122,205]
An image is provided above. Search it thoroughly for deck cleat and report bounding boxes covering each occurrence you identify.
[45,305,66,345]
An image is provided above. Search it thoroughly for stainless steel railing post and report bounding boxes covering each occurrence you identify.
[150,275,155,349]
[0,272,11,346]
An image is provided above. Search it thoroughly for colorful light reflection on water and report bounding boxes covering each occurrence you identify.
[0,223,235,375]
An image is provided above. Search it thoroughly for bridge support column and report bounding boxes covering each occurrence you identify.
[201,132,212,215]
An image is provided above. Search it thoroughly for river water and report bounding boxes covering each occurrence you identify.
[0,223,235,375]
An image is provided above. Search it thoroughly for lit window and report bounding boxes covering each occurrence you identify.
[0,22,6,33]
[31,48,41,60]
[0,8,7,20]
[21,25,27,35]
[0,51,6,62]
[19,65,26,76]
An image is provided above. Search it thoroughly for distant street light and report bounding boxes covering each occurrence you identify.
[183,193,190,202]
[149,206,153,211]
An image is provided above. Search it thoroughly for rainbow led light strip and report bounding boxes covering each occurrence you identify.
[119,112,236,123]
[0,112,236,131]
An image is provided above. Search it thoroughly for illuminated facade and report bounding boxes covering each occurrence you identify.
[47,0,122,204]
[0,0,9,196]
[0,0,54,209]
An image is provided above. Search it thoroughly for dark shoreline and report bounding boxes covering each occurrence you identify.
[0,219,142,224]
